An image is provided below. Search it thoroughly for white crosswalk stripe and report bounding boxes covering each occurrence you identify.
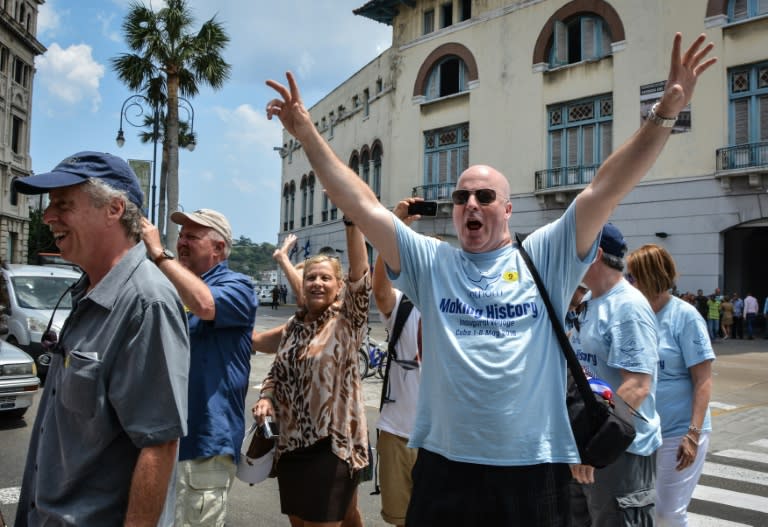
[688,439,768,526]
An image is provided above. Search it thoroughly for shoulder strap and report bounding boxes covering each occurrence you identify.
[514,233,597,409]
[379,295,415,412]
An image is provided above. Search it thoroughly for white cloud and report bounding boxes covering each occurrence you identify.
[36,43,105,112]
[97,12,122,43]
[37,0,62,36]
[213,104,282,151]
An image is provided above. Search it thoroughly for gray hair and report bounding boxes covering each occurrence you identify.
[82,178,142,241]
[601,252,625,272]
[205,229,231,259]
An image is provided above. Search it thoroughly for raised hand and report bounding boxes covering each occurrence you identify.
[659,33,717,116]
[265,72,314,140]
[273,233,298,261]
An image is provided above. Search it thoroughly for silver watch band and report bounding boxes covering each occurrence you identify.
[646,102,677,128]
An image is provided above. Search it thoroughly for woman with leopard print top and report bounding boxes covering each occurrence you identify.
[253,220,370,526]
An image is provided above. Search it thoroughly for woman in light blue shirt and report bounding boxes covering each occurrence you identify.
[626,244,715,527]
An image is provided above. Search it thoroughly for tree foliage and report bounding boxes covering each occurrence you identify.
[227,236,276,276]
[112,0,230,248]
[26,208,57,264]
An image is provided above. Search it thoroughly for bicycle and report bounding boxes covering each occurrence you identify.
[359,327,387,379]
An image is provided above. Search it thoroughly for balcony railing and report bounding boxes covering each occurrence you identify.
[535,164,599,192]
[716,142,768,171]
[411,182,455,200]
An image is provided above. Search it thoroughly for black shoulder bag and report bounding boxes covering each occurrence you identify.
[371,294,415,494]
[515,233,637,468]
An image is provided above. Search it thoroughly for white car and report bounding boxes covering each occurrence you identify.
[0,339,39,418]
[0,264,81,382]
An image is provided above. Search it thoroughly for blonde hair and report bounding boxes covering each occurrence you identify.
[302,254,343,282]
[626,244,677,299]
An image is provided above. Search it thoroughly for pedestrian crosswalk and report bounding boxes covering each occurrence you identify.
[688,439,768,526]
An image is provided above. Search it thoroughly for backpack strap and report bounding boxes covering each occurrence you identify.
[378,295,415,412]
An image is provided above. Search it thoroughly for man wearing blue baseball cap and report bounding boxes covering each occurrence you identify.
[571,223,661,526]
[12,151,190,527]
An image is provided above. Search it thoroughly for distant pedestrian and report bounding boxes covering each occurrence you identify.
[706,295,721,341]
[694,289,708,320]
[744,293,758,339]
[281,284,288,304]
[271,285,280,310]
[732,293,744,339]
[763,297,768,339]
[720,295,733,340]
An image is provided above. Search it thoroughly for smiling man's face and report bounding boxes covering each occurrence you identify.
[452,165,513,254]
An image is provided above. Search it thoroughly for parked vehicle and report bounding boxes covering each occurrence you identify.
[0,264,81,382]
[0,339,40,418]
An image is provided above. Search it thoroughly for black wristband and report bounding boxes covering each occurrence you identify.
[342,215,354,226]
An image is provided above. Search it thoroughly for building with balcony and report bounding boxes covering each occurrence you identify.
[276,0,768,299]
[0,0,45,264]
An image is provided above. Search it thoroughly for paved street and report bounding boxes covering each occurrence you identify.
[1,303,767,525]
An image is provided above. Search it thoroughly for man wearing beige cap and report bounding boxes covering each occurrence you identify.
[142,209,257,526]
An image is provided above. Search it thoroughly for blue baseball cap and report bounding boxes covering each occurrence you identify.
[13,151,144,208]
[599,223,627,258]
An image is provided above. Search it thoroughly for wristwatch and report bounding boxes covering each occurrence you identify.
[646,102,677,128]
[153,248,175,265]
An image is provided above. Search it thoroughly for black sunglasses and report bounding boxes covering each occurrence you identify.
[451,188,497,206]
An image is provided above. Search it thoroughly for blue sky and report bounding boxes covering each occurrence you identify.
[31,0,392,244]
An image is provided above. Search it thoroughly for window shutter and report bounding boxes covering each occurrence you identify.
[733,0,748,20]
[567,128,579,166]
[600,121,613,162]
[759,95,768,141]
[552,20,567,66]
[426,69,439,100]
[582,17,597,60]
[551,130,562,168]
[759,0,768,15]
[439,151,449,183]
[583,124,595,165]
[734,98,749,144]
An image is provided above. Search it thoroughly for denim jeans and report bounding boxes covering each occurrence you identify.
[707,318,719,340]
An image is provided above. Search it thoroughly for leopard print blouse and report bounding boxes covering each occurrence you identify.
[261,272,370,471]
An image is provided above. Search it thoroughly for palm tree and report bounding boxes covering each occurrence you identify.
[111,0,230,248]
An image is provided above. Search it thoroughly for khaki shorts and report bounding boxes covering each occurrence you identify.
[377,430,418,525]
[175,455,236,527]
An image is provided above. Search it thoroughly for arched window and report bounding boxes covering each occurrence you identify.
[549,15,611,67]
[426,56,468,100]
[349,151,360,176]
[729,0,768,21]
[307,173,315,226]
[300,175,308,227]
[371,143,382,199]
[282,184,291,231]
[289,181,296,230]
[361,148,370,185]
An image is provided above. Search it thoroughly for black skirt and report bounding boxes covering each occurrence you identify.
[276,438,360,522]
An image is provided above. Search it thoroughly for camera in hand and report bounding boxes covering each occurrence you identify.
[258,421,279,439]
[407,201,437,216]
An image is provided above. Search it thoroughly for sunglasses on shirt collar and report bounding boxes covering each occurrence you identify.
[451,188,497,206]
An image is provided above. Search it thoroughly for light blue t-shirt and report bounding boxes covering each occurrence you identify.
[389,202,597,466]
[578,279,662,456]
[655,296,715,437]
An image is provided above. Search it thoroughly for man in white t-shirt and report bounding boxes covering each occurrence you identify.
[744,293,759,339]
[264,33,715,525]
[372,199,423,527]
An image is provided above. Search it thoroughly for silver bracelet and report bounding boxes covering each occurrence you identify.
[688,424,702,434]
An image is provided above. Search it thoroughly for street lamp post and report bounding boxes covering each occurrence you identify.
[115,94,196,224]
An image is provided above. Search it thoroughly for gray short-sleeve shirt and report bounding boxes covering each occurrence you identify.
[15,242,190,527]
